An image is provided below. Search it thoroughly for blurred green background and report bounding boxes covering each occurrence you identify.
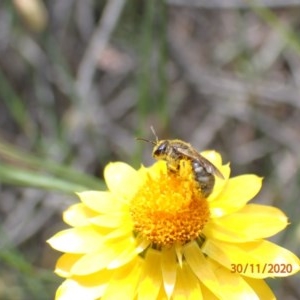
[0,0,300,299]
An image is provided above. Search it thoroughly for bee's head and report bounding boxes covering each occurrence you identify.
[137,126,169,160]
[152,140,169,160]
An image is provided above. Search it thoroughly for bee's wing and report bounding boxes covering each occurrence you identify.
[176,147,224,179]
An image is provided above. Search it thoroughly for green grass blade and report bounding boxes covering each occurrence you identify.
[0,164,100,193]
[0,139,105,190]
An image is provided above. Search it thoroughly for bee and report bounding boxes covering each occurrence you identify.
[137,127,224,197]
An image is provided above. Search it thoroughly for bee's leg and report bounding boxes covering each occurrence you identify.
[166,161,180,173]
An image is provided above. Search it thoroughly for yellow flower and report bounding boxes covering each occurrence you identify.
[48,151,300,300]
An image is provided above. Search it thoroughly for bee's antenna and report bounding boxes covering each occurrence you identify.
[136,126,159,145]
[150,125,159,143]
[136,137,156,145]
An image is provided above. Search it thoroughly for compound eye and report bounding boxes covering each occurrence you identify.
[154,142,167,156]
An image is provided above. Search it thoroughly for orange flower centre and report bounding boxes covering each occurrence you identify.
[130,163,210,247]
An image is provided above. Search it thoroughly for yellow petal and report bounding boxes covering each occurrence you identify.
[201,151,231,202]
[55,253,83,277]
[207,163,231,202]
[137,248,162,300]
[146,161,167,179]
[204,204,288,242]
[203,239,300,278]
[135,235,151,253]
[63,203,97,227]
[70,244,116,275]
[90,212,132,228]
[102,258,142,300]
[107,237,137,269]
[184,241,272,299]
[175,244,183,267]
[47,227,104,253]
[55,270,111,300]
[70,235,137,276]
[172,262,203,300]
[201,238,232,267]
[103,224,133,241]
[156,287,169,300]
[244,277,276,300]
[199,282,219,300]
[201,151,223,167]
[161,247,177,299]
[210,175,263,217]
[183,242,221,298]
[104,162,141,200]
[207,258,260,300]
[77,191,124,213]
